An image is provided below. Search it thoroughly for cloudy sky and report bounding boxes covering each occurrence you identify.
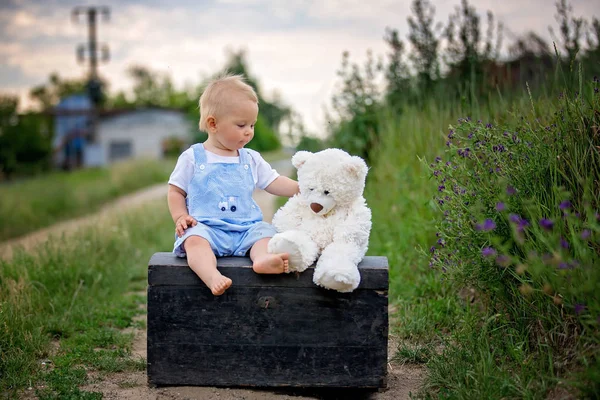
[1,0,598,133]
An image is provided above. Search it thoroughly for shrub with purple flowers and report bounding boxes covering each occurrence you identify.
[426,77,600,386]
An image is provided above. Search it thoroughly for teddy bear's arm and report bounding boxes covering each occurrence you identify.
[331,202,372,261]
[271,195,304,232]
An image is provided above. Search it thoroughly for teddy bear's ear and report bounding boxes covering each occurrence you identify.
[292,151,312,169]
[346,156,368,179]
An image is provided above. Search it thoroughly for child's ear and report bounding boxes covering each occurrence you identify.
[206,116,217,132]
[292,151,312,169]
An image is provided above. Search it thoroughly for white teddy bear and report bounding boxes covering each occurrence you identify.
[268,148,372,293]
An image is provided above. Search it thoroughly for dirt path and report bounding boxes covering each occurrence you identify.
[0,184,167,260]
[5,158,426,399]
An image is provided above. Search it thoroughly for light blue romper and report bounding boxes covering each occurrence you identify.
[173,143,277,258]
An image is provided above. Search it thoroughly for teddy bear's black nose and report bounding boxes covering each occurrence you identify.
[310,203,324,213]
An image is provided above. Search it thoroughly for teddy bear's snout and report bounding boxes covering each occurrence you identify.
[310,203,324,213]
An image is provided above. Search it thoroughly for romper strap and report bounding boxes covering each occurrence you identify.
[192,143,207,165]
[238,148,249,165]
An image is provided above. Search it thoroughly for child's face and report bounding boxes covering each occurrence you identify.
[212,96,258,152]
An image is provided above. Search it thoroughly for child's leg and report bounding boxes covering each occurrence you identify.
[250,237,290,274]
[184,236,232,295]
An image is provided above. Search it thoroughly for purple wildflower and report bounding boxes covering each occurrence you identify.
[560,237,569,249]
[435,156,442,163]
[438,185,445,192]
[496,202,506,211]
[558,261,571,270]
[446,161,451,167]
[437,238,445,247]
[482,247,497,257]
[506,186,516,196]
[539,218,554,231]
[446,140,451,147]
[581,229,591,240]
[430,246,436,253]
[508,214,529,229]
[486,123,493,129]
[448,130,455,139]
[574,303,586,315]
[559,200,571,210]
[468,132,474,139]
[476,219,496,232]
[434,170,440,177]
[495,254,510,267]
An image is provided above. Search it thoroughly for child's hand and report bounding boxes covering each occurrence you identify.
[175,214,198,237]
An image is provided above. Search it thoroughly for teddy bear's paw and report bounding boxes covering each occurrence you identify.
[315,269,360,293]
[268,235,305,272]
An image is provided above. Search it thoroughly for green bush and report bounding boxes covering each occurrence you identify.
[295,135,326,153]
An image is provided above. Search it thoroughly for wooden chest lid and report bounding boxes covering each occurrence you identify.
[148,252,388,290]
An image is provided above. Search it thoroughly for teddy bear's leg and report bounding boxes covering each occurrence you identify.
[313,242,364,292]
[267,230,319,272]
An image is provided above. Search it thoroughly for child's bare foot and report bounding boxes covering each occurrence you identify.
[253,253,289,274]
[206,271,232,295]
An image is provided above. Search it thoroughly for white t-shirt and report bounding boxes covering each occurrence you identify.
[168,146,280,194]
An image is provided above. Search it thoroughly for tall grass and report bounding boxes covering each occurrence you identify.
[0,199,174,398]
[364,69,600,397]
[0,158,173,242]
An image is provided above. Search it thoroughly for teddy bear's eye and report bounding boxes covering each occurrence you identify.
[324,190,330,195]
[309,188,314,191]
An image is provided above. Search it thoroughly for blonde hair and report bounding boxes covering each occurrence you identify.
[198,73,259,132]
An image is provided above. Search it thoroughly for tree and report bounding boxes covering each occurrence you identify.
[0,95,51,180]
[384,28,411,110]
[29,73,92,110]
[328,50,382,161]
[443,0,503,97]
[407,0,441,93]
[549,0,585,62]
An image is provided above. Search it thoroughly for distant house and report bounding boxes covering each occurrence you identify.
[52,94,192,169]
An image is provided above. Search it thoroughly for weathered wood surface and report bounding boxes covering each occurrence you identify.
[147,252,389,388]
[148,252,388,289]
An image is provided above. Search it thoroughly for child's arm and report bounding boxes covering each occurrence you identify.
[264,176,299,197]
[168,184,197,237]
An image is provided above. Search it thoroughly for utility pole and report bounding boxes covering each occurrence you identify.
[72,6,110,144]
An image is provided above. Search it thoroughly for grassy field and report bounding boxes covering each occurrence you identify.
[0,199,173,398]
[0,158,174,242]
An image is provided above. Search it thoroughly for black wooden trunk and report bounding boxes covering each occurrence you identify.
[147,252,389,388]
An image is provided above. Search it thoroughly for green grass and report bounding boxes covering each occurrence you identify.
[0,158,175,242]
[364,74,599,398]
[0,199,173,398]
